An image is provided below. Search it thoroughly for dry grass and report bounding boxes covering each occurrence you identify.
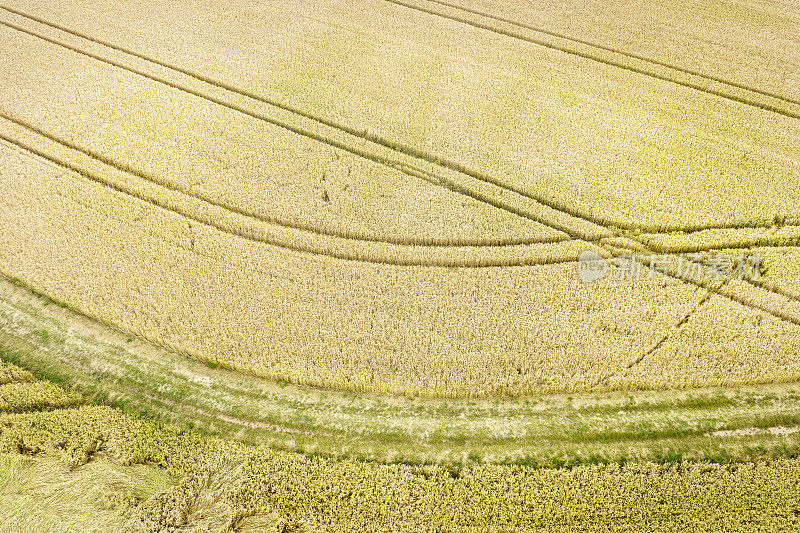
[0,454,172,533]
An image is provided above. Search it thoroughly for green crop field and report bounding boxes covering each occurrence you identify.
[0,0,799,530]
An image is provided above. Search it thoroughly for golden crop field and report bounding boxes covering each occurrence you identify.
[2,0,800,397]
[1,0,800,528]
[2,365,800,531]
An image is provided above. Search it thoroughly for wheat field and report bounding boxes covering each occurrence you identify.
[1,0,799,399]
[3,0,800,530]
[2,363,800,531]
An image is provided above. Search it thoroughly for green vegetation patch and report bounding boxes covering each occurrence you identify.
[1,405,800,531]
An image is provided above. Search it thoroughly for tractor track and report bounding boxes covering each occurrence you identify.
[381,0,800,120]
[1,15,627,244]
[0,128,589,269]
[0,113,565,250]
[394,0,800,107]
[1,6,796,237]
[589,289,716,390]
[5,119,800,332]
[5,111,800,272]
[2,5,800,343]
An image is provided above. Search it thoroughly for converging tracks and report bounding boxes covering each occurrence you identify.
[2,4,800,340]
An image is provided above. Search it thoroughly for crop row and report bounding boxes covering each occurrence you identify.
[0,360,33,385]
[0,358,83,413]
[0,380,84,413]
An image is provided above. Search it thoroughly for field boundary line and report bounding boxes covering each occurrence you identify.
[381,0,800,120]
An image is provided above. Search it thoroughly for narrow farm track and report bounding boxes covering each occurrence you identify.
[392,0,800,107]
[7,104,798,310]
[6,106,800,328]
[611,228,800,324]
[2,11,798,247]
[602,239,800,328]
[11,122,800,398]
[9,111,800,340]
[0,9,608,242]
[615,252,800,328]
[640,234,800,255]
[590,290,717,390]
[0,113,566,250]
[2,6,797,237]
[381,0,800,120]
[3,276,800,466]
[0,128,593,269]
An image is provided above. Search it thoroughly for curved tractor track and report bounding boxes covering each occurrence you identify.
[1,5,798,237]
[0,123,589,269]
[1,3,800,378]
[3,276,800,466]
